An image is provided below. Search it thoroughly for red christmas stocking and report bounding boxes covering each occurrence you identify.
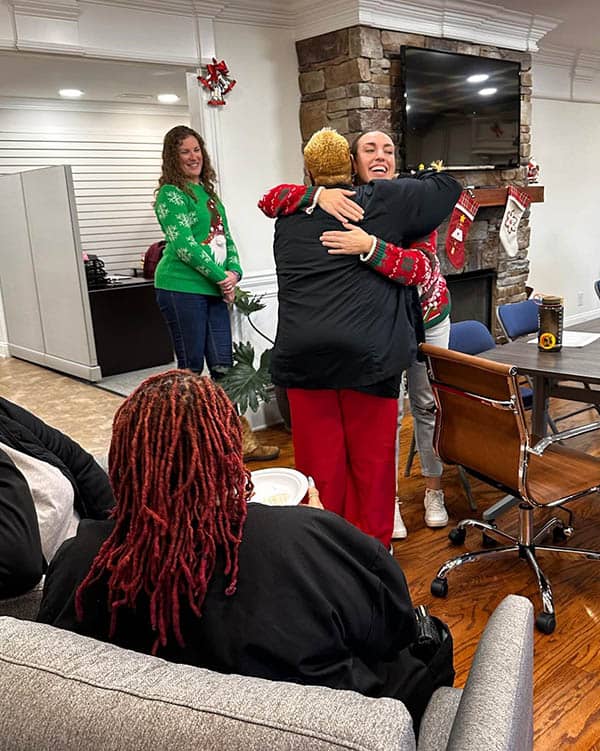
[500,185,531,257]
[445,191,480,270]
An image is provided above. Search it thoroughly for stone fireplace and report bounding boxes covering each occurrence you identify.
[296,26,535,339]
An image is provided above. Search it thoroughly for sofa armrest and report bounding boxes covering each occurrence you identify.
[445,595,534,751]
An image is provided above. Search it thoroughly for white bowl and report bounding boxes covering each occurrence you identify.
[249,468,308,506]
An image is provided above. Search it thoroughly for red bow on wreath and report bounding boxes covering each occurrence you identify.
[198,58,236,106]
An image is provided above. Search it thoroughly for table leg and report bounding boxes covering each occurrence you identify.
[531,375,550,439]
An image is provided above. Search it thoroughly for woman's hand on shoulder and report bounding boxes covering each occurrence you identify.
[317,188,364,223]
[320,222,373,255]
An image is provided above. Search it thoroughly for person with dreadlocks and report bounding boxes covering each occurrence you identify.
[154,124,278,462]
[37,370,453,728]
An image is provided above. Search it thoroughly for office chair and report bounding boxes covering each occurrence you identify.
[497,299,600,427]
[595,279,600,302]
[422,343,600,634]
[404,320,532,515]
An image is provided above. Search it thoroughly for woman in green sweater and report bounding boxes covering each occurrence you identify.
[154,125,243,374]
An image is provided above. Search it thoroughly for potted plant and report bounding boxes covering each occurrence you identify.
[217,289,287,458]
[217,288,273,414]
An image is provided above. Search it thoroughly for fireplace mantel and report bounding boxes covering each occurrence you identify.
[471,185,544,207]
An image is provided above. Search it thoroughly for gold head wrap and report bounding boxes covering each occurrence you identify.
[303,127,351,186]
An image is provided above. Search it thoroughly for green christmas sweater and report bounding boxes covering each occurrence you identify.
[154,182,243,296]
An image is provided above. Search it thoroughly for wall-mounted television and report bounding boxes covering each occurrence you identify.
[399,46,521,171]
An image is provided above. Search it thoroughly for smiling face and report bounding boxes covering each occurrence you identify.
[351,131,396,183]
[178,135,203,183]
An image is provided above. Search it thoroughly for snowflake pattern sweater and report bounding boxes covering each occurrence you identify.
[258,184,450,328]
[155,182,242,296]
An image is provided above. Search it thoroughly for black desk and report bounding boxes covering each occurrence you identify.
[88,278,174,377]
[481,318,600,437]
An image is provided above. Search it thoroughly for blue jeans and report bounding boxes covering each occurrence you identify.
[155,289,232,376]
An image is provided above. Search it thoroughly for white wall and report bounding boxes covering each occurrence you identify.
[209,22,303,276]
[529,97,600,319]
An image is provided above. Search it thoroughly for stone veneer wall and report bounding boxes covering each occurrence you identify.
[296,27,533,337]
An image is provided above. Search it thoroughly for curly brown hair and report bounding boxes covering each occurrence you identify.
[156,125,217,200]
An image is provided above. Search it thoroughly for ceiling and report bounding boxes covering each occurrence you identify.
[0,1,598,105]
[0,50,193,105]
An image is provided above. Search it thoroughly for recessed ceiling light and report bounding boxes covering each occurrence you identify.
[467,74,489,84]
[157,93,180,104]
[59,88,84,98]
[406,104,411,111]
[478,87,497,96]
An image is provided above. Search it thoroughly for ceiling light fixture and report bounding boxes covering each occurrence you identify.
[467,74,489,84]
[59,88,84,98]
[157,93,180,104]
[406,104,411,111]
[478,87,497,96]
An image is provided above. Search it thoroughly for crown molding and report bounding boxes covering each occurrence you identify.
[356,0,560,51]
[12,38,83,55]
[535,44,600,82]
[81,45,199,66]
[293,0,359,41]
[573,50,600,84]
[8,0,80,21]
[0,95,186,115]
[85,0,293,27]
[3,0,567,56]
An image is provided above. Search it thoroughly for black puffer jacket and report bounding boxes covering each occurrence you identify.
[0,398,114,520]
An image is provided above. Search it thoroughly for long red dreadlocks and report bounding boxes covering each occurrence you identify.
[75,370,251,654]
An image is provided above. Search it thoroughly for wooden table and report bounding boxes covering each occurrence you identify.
[480,317,600,437]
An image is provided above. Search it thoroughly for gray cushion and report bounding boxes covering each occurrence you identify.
[0,617,416,751]
[0,578,44,620]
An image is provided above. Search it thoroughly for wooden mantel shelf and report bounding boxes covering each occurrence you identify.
[471,185,544,207]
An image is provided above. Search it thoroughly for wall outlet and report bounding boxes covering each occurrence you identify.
[577,290,584,307]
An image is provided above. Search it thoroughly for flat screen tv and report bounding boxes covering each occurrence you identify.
[399,46,521,171]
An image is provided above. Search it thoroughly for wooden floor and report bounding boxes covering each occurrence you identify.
[1,356,599,749]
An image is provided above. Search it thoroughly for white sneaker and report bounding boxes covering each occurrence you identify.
[424,489,449,528]
[392,500,407,539]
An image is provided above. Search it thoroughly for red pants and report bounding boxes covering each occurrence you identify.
[287,388,397,547]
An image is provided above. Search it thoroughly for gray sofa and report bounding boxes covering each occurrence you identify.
[0,593,533,751]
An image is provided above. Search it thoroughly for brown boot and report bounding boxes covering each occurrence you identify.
[240,416,280,462]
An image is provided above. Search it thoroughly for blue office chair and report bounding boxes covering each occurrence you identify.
[496,299,539,341]
[497,300,598,429]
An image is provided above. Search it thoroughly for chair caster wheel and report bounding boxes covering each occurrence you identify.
[482,532,498,548]
[553,525,573,542]
[431,577,448,598]
[448,527,466,545]
[552,526,567,542]
[535,612,556,635]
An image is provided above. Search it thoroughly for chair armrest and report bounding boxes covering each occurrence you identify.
[529,420,600,456]
[445,595,534,751]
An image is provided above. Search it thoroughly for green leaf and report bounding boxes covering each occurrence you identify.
[218,341,273,414]
[234,288,266,316]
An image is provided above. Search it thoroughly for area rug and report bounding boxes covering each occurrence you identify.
[94,362,176,397]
